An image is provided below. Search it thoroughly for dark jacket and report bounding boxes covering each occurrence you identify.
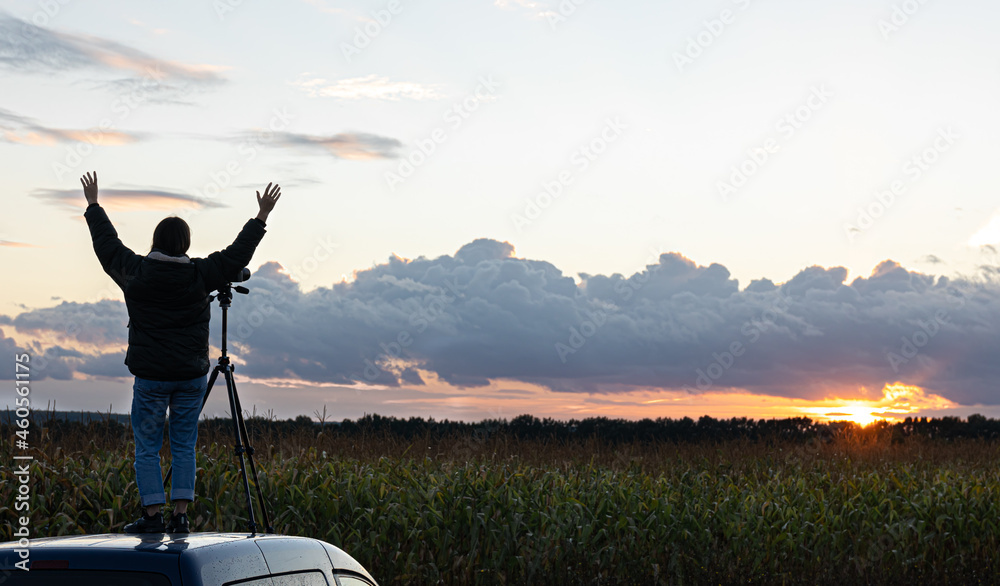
[84,203,266,381]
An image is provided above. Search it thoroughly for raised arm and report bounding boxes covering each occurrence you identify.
[202,183,281,292]
[81,172,142,289]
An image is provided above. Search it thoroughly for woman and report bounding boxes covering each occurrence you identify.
[81,171,281,534]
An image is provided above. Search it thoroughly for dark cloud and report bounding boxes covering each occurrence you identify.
[44,346,86,358]
[77,351,130,378]
[0,14,225,102]
[9,299,128,346]
[31,187,226,211]
[5,339,76,381]
[1,301,126,380]
[227,244,1000,406]
[0,329,26,379]
[6,242,1000,405]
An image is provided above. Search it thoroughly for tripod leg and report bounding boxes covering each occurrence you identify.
[204,364,222,408]
[229,376,275,533]
[223,366,259,534]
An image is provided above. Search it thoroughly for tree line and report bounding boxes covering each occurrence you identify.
[7,410,1000,445]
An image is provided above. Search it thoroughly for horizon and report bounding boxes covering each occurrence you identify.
[3,405,994,427]
[3,0,1000,427]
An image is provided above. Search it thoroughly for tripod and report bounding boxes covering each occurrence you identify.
[164,280,274,534]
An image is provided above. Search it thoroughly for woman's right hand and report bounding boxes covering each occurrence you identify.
[81,171,99,205]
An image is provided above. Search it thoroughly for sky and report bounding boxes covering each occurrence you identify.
[2,0,1000,424]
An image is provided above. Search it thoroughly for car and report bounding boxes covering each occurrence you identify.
[0,532,379,586]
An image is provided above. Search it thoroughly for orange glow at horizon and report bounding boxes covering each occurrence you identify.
[796,383,958,426]
[198,365,968,423]
[242,370,963,424]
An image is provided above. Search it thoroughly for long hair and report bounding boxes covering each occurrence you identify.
[150,217,191,257]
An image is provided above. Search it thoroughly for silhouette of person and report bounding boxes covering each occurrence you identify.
[81,171,281,534]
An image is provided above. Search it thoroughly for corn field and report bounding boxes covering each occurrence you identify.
[2,419,1000,584]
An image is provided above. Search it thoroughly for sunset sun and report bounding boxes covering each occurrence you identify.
[798,383,958,426]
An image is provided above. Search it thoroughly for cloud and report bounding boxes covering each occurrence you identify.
[6,240,1000,407]
[0,107,141,145]
[76,351,131,378]
[0,329,26,379]
[234,242,1000,406]
[258,131,402,160]
[0,240,37,248]
[31,187,227,212]
[0,14,226,102]
[797,383,957,425]
[293,75,446,101]
[0,331,75,381]
[8,300,128,346]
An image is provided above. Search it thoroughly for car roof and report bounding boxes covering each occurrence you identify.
[4,532,256,551]
[0,532,376,585]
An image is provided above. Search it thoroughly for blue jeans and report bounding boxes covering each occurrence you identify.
[131,375,207,507]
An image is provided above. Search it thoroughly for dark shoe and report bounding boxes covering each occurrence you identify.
[124,511,165,534]
[166,512,190,534]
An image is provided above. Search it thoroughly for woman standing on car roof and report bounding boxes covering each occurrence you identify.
[81,171,281,534]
